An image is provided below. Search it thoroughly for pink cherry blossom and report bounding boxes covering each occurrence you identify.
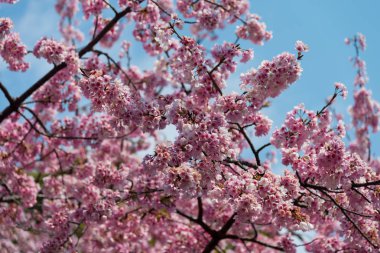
[0,0,18,3]
[0,2,379,253]
[0,32,29,71]
[295,40,309,52]
[241,52,302,109]
[236,14,272,45]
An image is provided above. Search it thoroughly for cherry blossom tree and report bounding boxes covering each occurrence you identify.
[0,1,380,252]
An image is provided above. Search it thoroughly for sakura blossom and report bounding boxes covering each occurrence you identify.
[0,1,379,253]
[295,40,309,53]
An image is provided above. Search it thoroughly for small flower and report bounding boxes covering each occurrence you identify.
[295,40,309,53]
[357,33,366,51]
[335,82,348,99]
[240,49,254,63]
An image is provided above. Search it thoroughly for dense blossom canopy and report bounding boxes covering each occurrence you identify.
[0,1,380,253]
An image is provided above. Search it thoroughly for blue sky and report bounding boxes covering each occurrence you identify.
[1,0,379,159]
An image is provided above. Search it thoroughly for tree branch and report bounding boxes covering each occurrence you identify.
[0,82,14,104]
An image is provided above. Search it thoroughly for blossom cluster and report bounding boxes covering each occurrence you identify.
[80,0,106,19]
[0,18,29,71]
[241,52,302,109]
[236,14,272,45]
[33,37,80,85]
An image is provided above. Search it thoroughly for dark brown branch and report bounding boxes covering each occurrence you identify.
[206,58,225,96]
[202,213,236,253]
[224,234,284,251]
[202,236,220,253]
[218,213,236,235]
[209,57,225,74]
[102,0,118,14]
[351,187,371,203]
[78,6,135,58]
[197,197,203,221]
[305,91,338,125]
[176,209,216,236]
[21,106,49,133]
[253,239,284,251]
[168,23,183,40]
[367,137,371,162]
[0,63,67,124]
[0,82,14,104]
[236,123,261,166]
[92,15,99,40]
[352,180,380,188]
[257,143,271,154]
[151,0,171,17]
[296,172,344,193]
[224,158,258,170]
[295,238,321,247]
